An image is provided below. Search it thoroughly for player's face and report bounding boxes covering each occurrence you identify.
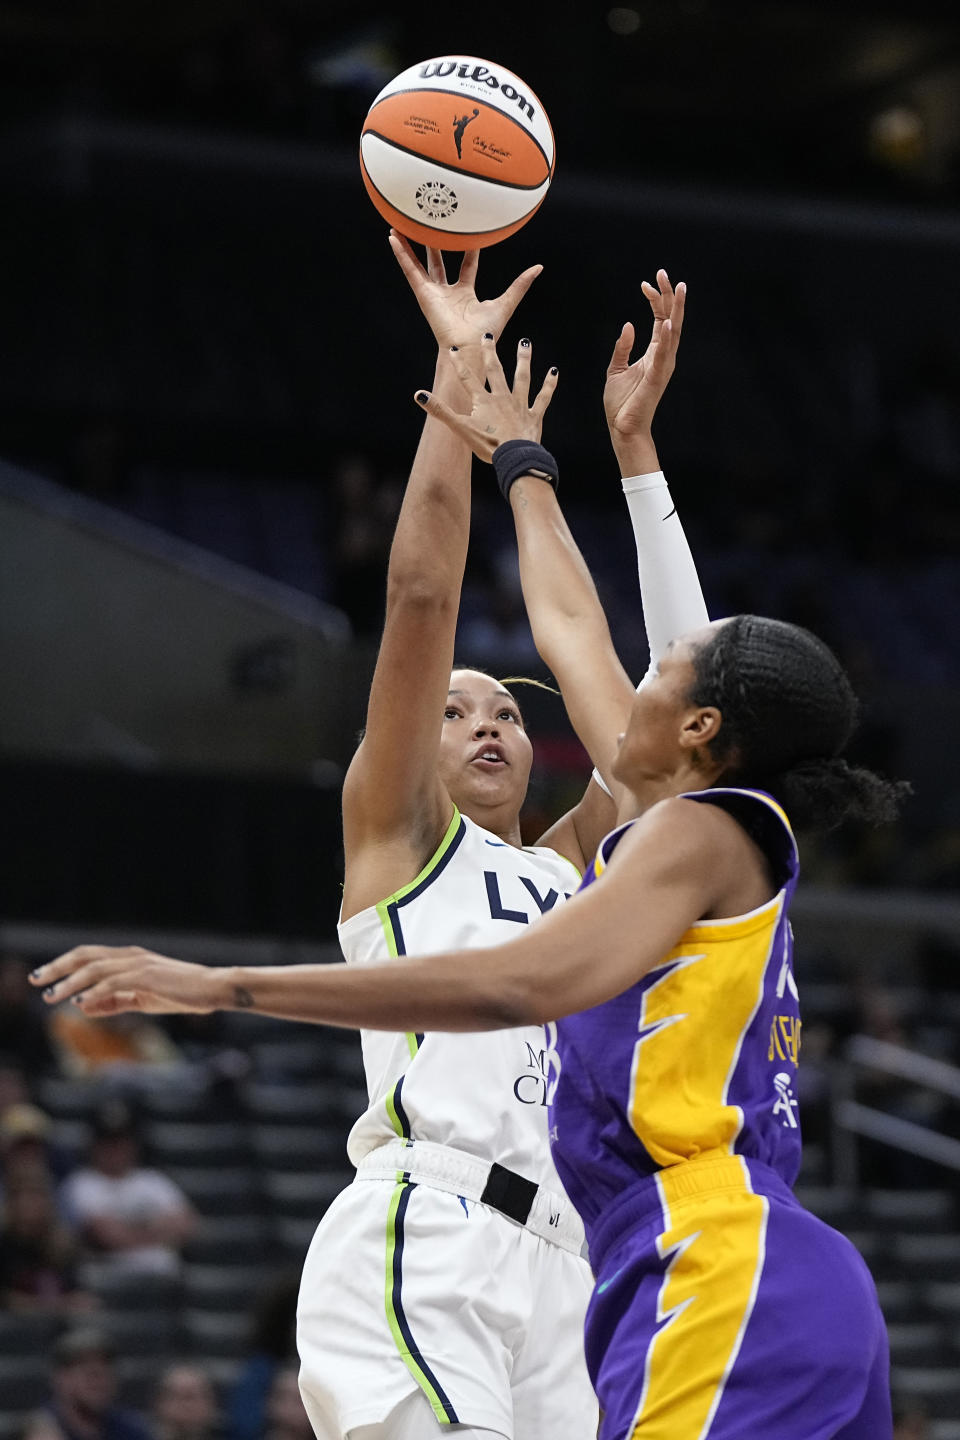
[611,622,724,789]
[437,670,533,817]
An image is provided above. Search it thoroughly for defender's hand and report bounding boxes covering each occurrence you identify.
[389,230,542,352]
[30,946,225,1017]
[413,334,557,462]
[603,269,686,443]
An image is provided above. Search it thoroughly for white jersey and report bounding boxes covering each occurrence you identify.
[338,807,581,1190]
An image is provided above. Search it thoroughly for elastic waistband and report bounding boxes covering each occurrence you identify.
[589,1154,796,1275]
[355,1138,585,1255]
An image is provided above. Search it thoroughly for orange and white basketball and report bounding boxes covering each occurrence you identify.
[359,56,555,249]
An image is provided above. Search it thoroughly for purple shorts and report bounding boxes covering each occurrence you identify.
[585,1155,891,1440]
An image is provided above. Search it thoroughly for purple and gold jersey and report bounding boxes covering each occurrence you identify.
[545,787,891,1439]
[548,788,801,1237]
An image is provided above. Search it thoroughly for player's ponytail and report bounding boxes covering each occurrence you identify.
[775,757,906,830]
[689,616,910,831]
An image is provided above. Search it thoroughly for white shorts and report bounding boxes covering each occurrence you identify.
[296,1141,596,1439]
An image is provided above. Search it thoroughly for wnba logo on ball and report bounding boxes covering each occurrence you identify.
[415,181,458,219]
[418,60,537,121]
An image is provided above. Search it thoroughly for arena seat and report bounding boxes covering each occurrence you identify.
[0,1359,52,1415]
[162,1164,262,1216]
[890,1366,960,1420]
[249,1122,345,1170]
[182,1214,273,1266]
[144,1119,251,1168]
[182,1308,252,1360]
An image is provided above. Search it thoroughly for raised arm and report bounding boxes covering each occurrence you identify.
[411,283,701,860]
[341,240,541,917]
[511,272,707,795]
[604,271,708,671]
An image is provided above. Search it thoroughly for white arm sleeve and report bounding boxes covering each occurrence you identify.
[590,470,709,799]
[622,470,710,667]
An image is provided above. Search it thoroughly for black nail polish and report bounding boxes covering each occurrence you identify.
[483,332,494,341]
[549,366,559,376]
[520,338,531,347]
[415,392,429,404]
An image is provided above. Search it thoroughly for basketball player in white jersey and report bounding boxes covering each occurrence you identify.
[36,240,706,1440]
[294,237,705,1440]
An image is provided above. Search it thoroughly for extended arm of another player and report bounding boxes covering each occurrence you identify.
[604,272,709,673]
[511,461,707,813]
[510,273,708,793]
[507,475,635,791]
[32,799,735,1028]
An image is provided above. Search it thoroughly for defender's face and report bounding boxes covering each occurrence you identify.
[437,670,533,817]
[611,623,722,788]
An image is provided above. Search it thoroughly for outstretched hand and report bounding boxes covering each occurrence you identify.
[413,334,558,462]
[603,269,686,444]
[389,230,542,352]
[30,946,223,1017]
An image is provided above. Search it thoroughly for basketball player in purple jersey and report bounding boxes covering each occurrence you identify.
[33,334,907,1435]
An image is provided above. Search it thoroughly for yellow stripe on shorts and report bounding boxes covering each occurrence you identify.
[630,1157,768,1439]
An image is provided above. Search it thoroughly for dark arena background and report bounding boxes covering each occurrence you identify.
[1,3,959,1436]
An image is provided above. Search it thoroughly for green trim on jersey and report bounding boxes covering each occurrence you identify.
[374,805,464,944]
[385,1086,404,1138]
[538,847,582,880]
[374,806,463,1065]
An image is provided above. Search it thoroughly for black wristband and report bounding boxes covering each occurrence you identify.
[491,440,559,500]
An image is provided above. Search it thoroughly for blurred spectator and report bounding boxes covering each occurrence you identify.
[0,1060,30,1112]
[458,544,539,670]
[22,1328,154,1440]
[226,1272,298,1440]
[0,951,58,1075]
[152,1365,219,1440]
[851,983,947,1187]
[50,1006,187,1082]
[328,454,400,637]
[60,1100,197,1282]
[261,1367,311,1440]
[1,1099,76,1199]
[0,1103,57,1193]
[893,1406,930,1439]
[0,1170,94,1315]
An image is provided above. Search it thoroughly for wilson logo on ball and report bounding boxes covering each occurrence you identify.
[359,54,554,250]
[418,61,537,122]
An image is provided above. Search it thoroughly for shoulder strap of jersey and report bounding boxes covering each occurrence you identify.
[681,787,799,890]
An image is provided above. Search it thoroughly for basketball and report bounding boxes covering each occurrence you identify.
[359,55,555,250]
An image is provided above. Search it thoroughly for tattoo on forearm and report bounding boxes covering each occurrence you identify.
[233,986,254,1009]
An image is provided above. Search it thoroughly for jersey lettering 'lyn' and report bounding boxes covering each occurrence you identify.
[484,869,568,923]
